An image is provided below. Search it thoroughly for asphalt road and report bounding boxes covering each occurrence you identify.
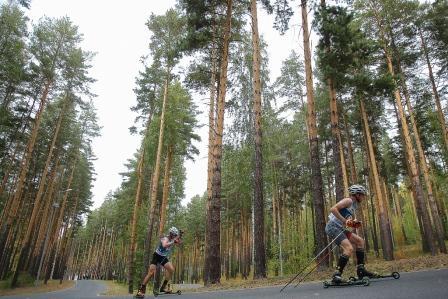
[2,269,447,299]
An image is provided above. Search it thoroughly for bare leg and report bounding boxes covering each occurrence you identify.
[340,238,355,256]
[160,262,175,291]
[142,264,157,285]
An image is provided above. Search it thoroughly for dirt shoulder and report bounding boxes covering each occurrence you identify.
[0,280,75,297]
[197,253,448,292]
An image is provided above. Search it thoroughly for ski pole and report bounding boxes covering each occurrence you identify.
[293,242,338,288]
[279,229,346,293]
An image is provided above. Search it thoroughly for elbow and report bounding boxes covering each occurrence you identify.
[329,207,337,215]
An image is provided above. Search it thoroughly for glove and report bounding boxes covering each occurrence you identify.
[346,219,361,228]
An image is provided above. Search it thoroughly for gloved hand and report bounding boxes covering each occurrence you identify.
[346,219,362,228]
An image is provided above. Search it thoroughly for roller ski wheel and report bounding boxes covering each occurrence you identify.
[135,286,146,298]
[353,271,400,281]
[154,290,182,296]
[322,277,369,288]
[134,293,145,299]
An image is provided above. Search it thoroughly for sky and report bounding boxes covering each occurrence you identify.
[23,0,301,209]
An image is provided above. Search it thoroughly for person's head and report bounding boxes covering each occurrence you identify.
[169,226,179,238]
[348,184,367,202]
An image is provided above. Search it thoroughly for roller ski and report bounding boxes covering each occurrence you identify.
[323,277,370,288]
[134,284,146,298]
[350,265,400,281]
[153,290,182,296]
[153,282,181,297]
[152,280,182,297]
[323,271,369,288]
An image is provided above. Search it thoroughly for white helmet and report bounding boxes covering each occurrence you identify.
[348,184,367,195]
[169,227,179,236]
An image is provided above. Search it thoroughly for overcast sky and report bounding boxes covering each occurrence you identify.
[24,0,301,209]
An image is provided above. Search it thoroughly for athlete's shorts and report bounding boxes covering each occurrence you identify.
[151,252,169,266]
[325,221,350,245]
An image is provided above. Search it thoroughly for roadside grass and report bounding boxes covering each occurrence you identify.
[100,280,130,296]
[201,253,448,292]
[101,280,160,296]
[0,272,74,296]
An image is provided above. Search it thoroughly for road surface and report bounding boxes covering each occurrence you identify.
[2,268,447,299]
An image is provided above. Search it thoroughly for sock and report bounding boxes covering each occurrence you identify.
[336,254,349,274]
[161,279,168,289]
[356,249,365,265]
[139,284,146,293]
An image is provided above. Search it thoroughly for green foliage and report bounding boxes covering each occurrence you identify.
[147,8,186,70]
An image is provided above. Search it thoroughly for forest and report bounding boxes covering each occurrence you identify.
[0,0,447,294]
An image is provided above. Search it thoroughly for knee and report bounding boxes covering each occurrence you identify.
[358,238,365,249]
[343,244,354,256]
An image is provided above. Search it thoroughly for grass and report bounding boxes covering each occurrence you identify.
[0,279,74,296]
[100,280,129,296]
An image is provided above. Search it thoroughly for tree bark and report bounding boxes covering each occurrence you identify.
[250,0,266,279]
[10,96,69,287]
[301,0,329,269]
[204,0,232,286]
[418,28,448,154]
[158,145,174,235]
[0,81,52,257]
[320,0,348,202]
[207,9,218,203]
[127,146,145,293]
[400,77,446,253]
[360,98,394,260]
[139,69,171,291]
[370,0,436,256]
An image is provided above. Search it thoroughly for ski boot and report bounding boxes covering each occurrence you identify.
[160,281,173,294]
[135,284,146,298]
[356,264,377,279]
[332,270,343,283]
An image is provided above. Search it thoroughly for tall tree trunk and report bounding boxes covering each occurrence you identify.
[391,187,408,243]
[320,0,348,201]
[371,0,436,256]
[343,110,367,244]
[250,0,266,279]
[204,0,232,286]
[391,29,447,252]
[159,145,174,235]
[385,54,436,255]
[418,28,448,154]
[360,98,394,260]
[127,147,145,293]
[301,0,329,269]
[207,10,218,203]
[10,97,69,287]
[0,81,52,257]
[31,162,63,270]
[392,100,429,251]
[139,69,171,290]
[0,97,37,198]
[400,78,447,253]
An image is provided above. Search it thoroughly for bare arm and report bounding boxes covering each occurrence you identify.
[161,237,174,248]
[329,198,353,225]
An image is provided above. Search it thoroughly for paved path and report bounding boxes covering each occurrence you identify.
[1,269,447,299]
